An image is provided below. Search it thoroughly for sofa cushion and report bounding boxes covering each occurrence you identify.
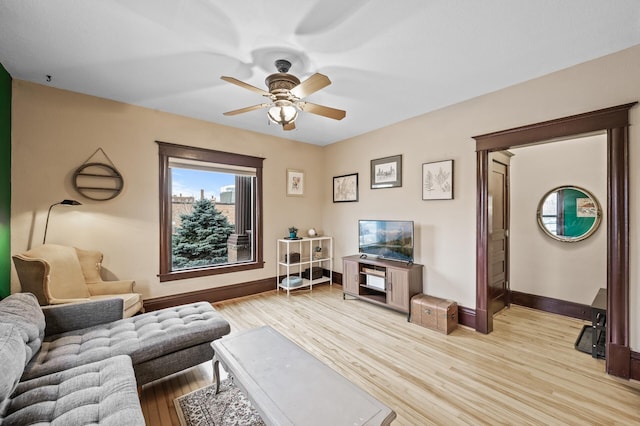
[1,355,144,426]
[0,293,45,363]
[74,247,103,284]
[23,244,90,299]
[23,301,231,380]
[90,293,141,311]
[0,324,27,412]
[43,298,124,336]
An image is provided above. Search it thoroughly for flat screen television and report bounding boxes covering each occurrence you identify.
[358,220,414,263]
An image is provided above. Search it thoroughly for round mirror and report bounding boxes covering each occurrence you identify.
[536,185,602,242]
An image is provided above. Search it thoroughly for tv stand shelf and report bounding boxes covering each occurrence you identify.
[360,284,387,293]
[342,255,423,315]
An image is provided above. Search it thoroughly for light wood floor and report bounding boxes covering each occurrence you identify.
[140,284,640,425]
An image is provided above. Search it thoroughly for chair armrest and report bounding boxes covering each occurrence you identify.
[87,280,136,295]
[12,255,50,306]
[42,298,124,336]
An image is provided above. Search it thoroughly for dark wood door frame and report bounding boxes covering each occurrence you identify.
[473,102,637,379]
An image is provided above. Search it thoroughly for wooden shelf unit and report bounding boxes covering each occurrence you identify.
[342,255,423,314]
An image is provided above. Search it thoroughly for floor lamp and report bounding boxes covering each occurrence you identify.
[43,199,82,244]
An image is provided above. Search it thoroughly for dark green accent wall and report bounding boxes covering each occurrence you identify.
[0,63,11,298]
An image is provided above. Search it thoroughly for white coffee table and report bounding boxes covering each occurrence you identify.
[211,326,396,426]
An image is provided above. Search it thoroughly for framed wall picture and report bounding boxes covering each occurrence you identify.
[576,197,597,217]
[286,169,304,196]
[422,160,453,200]
[371,155,402,189]
[333,173,359,202]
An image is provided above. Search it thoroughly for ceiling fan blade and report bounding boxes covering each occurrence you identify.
[220,76,271,97]
[223,103,270,116]
[290,73,331,98]
[283,122,296,131]
[298,102,346,120]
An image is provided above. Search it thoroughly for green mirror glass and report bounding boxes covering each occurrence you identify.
[536,186,602,242]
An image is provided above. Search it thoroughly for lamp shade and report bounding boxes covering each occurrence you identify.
[43,199,82,244]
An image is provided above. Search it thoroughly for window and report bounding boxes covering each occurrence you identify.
[540,191,559,235]
[157,142,264,282]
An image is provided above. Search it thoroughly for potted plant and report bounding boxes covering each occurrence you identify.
[313,245,323,260]
[288,226,298,239]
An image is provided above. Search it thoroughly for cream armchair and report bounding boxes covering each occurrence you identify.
[12,244,143,318]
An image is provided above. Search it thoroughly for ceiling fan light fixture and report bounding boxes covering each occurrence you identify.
[267,101,298,125]
[221,59,346,130]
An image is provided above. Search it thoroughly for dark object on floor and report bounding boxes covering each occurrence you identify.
[575,325,605,358]
[590,288,606,359]
[575,325,593,354]
[302,267,323,280]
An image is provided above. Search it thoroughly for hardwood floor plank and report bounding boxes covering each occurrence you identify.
[140,284,640,425]
[141,380,162,426]
[153,379,174,425]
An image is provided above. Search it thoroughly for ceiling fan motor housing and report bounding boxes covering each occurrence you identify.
[265,73,300,94]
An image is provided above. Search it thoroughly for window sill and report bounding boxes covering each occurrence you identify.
[159,261,265,282]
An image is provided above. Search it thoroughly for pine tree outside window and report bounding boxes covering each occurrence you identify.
[172,197,235,269]
[157,142,264,282]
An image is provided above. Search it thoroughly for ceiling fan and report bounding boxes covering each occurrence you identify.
[221,59,346,131]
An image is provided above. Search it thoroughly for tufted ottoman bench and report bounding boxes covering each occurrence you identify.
[23,297,231,386]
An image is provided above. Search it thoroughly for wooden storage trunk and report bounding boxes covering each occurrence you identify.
[410,294,458,334]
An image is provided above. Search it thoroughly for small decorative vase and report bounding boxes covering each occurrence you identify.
[289,232,297,239]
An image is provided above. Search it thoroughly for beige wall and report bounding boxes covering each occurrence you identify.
[10,81,325,299]
[10,44,640,351]
[322,44,640,350]
[509,134,607,305]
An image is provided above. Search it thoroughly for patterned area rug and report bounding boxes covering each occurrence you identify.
[174,379,265,426]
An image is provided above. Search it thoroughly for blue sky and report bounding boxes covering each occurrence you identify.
[171,168,234,201]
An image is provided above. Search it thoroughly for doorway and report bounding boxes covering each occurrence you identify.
[473,103,635,379]
[507,136,606,314]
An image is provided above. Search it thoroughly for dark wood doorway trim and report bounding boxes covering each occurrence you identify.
[472,102,637,379]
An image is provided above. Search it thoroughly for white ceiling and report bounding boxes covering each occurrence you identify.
[1,1,639,146]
